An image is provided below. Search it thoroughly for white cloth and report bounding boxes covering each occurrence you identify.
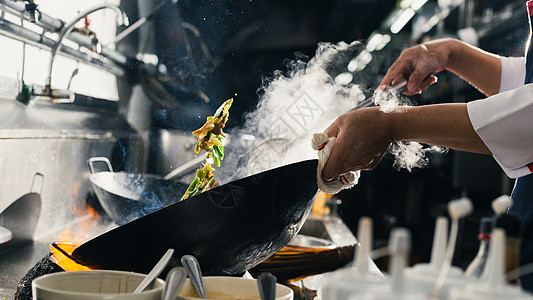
[467,56,533,178]
[311,133,359,194]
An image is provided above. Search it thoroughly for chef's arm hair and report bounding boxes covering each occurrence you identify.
[444,39,501,96]
[385,103,492,154]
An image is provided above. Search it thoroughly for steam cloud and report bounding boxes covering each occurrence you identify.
[373,88,446,171]
[219,41,444,184]
[389,142,446,171]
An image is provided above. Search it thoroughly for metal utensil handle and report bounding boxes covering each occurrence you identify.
[181,255,207,299]
[88,157,113,174]
[257,272,277,300]
[134,248,175,293]
[163,267,188,300]
[163,156,206,181]
[352,79,408,111]
[30,172,44,194]
[390,79,407,93]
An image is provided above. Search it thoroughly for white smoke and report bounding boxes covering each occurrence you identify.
[373,87,411,112]
[219,41,365,181]
[220,41,443,183]
[389,142,446,171]
[373,87,446,171]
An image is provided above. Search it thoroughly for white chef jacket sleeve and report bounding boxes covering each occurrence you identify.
[499,56,525,93]
[467,84,533,178]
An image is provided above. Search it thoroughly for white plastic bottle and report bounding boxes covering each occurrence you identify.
[404,198,476,300]
[405,216,468,300]
[321,217,387,299]
[349,228,427,300]
[448,229,533,300]
[464,218,492,277]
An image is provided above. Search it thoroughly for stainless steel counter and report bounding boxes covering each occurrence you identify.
[0,242,50,299]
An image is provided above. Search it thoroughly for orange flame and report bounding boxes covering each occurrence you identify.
[49,242,91,271]
[311,191,333,217]
[50,197,102,271]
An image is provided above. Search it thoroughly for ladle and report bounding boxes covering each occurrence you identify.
[257,272,277,300]
[162,267,188,300]
[181,254,207,299]
[134,248,174,293]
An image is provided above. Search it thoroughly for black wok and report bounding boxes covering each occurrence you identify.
[88,157,189,225]
[72,159,318,276]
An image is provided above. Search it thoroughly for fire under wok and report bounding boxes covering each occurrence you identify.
[72,159,319,276]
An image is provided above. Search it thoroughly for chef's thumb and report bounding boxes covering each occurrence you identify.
[320,126,341,181]
[321,143,344,182]
[321,162,338,182]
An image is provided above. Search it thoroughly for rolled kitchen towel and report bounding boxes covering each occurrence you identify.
[311,133,359,194]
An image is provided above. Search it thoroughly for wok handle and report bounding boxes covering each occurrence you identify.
[88,157,113,174]
[30,173,44,194]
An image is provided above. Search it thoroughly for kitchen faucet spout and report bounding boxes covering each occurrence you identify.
[44,4,129,98]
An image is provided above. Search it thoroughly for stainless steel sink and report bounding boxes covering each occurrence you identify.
[296,216,358,248]
[298,217,331,241]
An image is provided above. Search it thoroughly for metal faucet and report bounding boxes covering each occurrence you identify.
[44,4,129,99]
[23,0,39,23]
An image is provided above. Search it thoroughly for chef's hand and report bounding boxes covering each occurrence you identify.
[321,107,393,181]
[380,38,457,95]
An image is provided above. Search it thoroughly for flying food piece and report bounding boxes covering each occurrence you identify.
[182,160,218,200]
[182,99,233,200]
[192,98,233,157]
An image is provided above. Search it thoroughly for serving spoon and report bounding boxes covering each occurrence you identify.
[134,248,174,293]
[162,267,188,300]
[181,254,207,299]
[257,272,277,300]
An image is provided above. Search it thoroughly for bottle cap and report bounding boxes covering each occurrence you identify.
[492,195,512,215]
[448,197,473,219]
[479,217,492,236]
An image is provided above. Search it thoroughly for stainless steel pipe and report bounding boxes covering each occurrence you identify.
[0,17,124,76]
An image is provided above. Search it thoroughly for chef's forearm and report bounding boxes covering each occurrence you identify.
[444,39,502,96]
[385,103,492,154]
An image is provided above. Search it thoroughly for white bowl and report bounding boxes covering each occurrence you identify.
[178,276,293,300]
[32,270,164,300]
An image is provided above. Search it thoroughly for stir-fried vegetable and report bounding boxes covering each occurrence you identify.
[181,98,233,200]
[181,162,217,199]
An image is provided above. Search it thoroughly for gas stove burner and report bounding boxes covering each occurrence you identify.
[14,254,63,300]
[14,242,89,299]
